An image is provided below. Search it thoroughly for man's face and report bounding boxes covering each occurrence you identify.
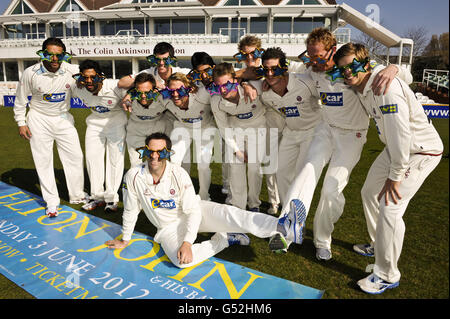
[196,64,214,86]
[42,44,64,73]
[263,58,284,87]
[337,54,367,87]
[242,45,261,67]
[306,41,335,73]
[147,138,168,171]
[168,80,189,108]
[214,74,237,100]
[80,68,101,93]
[136,81,154,107]
[155,52,171,73]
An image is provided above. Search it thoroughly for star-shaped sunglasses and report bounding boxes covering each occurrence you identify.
[159,86,192,99]
[298,49,332,66]
[73,73,106,85]
[206,81,239,96]
[326,58,369,82]
[233,48,264,63]
[36,49,72,63]
[187,66,215,85]
[127,87,160,102]
[255,64,288,79]
[136,145,174,160]
[146,54,177,67]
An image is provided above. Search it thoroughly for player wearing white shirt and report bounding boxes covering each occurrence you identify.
[71,60,127,213]
[333,43,443,294]
[122,73,172,168]
[104,132,306,268]
[13,38,87,217]
[210,63,267,212]
[163,73,216,200]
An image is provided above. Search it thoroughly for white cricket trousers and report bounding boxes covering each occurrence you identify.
[126,118,170,168]
[85,113,127,203]
[155,200,279,268]
[281,121,367,250]
[170,126,215,200]
[361,149,441,283]
[26,109,85,207]
[265,126,281,208]
[276,126,316,207]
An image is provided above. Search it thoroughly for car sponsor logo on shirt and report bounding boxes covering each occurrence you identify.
[151,198,177,209]
[379,104,398,115]
[181,116,203,123]
[278,106,300,117]
[43,93,66,103]
[91,106,110,113]
[236,112,253,120]
[319,92,343,106]
[137,115,157,120]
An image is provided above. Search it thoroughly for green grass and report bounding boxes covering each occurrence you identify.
[0,107,448,299]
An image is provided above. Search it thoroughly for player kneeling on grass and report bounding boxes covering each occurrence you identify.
[332,43,443,294]
[105,132,305,268]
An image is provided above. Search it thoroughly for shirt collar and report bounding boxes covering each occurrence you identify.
[38,62,66,76]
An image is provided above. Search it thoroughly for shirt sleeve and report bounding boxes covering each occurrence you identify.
[210,96,241,153]
[377,79,411,181]
[13,68,32,126]
[121,169,142,241]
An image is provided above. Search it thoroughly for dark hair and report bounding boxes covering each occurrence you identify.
[262,47,287,68]
[42,37,66,52]
[191,52,215,70]
[212,62,235,80]
[145,132,172,150]
[153,42,175,57]
[134,72,157,88]
[79,59,103,74]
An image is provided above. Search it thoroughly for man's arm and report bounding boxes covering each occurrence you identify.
[118,74,135,89]
[14,70,32,140]
[371,64,413,95]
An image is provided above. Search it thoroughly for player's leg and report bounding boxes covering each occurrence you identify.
[195,130,214,200]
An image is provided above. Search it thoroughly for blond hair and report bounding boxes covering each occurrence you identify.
[306,27,337,51]
[333,42,370,66]
[238,35,262,52]
[212,62,236,81]
[167,72,197,93]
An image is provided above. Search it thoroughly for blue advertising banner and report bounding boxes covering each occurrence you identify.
[0,181,323,299]
[422,104,449,118]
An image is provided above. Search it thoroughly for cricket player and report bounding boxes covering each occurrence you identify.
[122,72,172,168]
[333,43,443,294]
[162,72,216,201]
[270,28,413,260]
[105,132,306,269]
[209,63,267,212]
[71,60,127,213]
[13,37,87,217]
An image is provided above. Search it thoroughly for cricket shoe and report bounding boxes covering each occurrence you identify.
[316,248,332,261]
[357,273,399,294]
[227,233,250,246]
[267,204,279,216]
[268,233,288,254]
[70,195,89,205]
[353,244,374,257]
[45,206,59,218]
[105,202,118,213]
[82,199,106,211]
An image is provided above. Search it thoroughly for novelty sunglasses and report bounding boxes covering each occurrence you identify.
[233,48,264,63]
[73,73,106,85]
[159,86,192,99]
[36,49,72,63]
[298,49,332,66]
[187,66,215,85]
[255,64,289,78]
[326,58,369,82]
[136,145,174,160]
[146,54,177,67]
[127,87,160,102]
[206,81,239,96]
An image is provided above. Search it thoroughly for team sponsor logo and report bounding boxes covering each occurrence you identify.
[90,106,110,113]
[43,93,66,103]
[278,106,300,117]
[319,92,343,107]
[137,115,157,120]
[379,104,398,114]
[181,116,202,124]
[356,132,362,138]
[236,112,253,120]
[150,198,176,209]
[170,189,175,195]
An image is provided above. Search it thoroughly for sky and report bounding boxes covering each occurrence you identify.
[0,0,448,38]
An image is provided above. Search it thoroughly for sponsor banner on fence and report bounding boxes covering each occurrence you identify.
[0,181,323,299]
[422,104,449,118]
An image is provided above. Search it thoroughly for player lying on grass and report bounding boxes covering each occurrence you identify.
[105,132,306,268]
[332,42,443,294]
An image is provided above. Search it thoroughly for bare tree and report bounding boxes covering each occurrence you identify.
[402,26,429,59]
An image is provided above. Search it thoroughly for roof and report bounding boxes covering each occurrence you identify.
[26,0,58,12]
[78,0,120,10]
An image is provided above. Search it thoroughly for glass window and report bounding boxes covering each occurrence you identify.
[189,19,204,34]
[287,0,303,4]
[250,17,267,33]
[176,59,191,69]
[116,20,131,34]
[138,59,151,72]
[100,21,115,36]
[312,17,325,29]
[304,0,319,4]
[273,17,292,34]
[5,62,19,81]
[115,60,132,79]
[155,19,170,34]
[50,23,63,37]
[212,18,227,34]
[97,60,113,78]
[172,19,188,34]
[224,0,239,5]
[0,63,4,81]
[80,21,95,36]
[241,0,256,4]
[24,60,38,69]
[293,18,313,33]
[133,19,147,36]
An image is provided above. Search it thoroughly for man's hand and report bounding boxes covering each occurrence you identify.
[242,82,257,103]
[378,178,402,206]
[156,80,166,90]
[235,150,248,163]
[105,239,129,249]
[177,241,193,265]
[18,125,32,140]
[371,64,399,96]
[122,94,132,112]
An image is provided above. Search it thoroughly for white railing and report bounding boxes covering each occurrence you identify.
[423,69,449,90]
